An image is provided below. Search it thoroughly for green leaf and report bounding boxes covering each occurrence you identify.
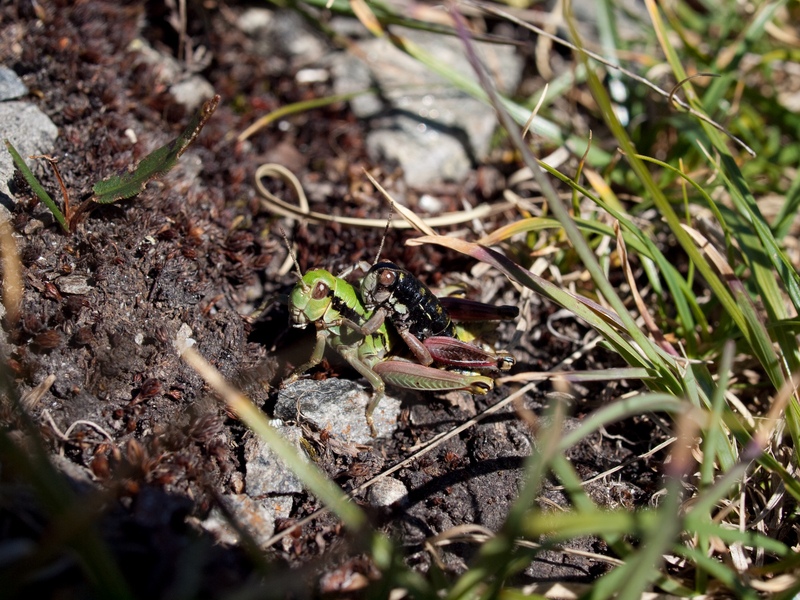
[93,95,219,204]
[4,139,68,232]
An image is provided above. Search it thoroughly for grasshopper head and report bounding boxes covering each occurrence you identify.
[361,261,402,309]
[289,270,336,327]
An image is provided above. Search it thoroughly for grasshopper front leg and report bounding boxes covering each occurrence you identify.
[284,325,329,386]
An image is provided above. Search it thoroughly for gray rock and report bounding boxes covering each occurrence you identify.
[331,27,523,187]
[0,66,28,101]
[367,477,408,507]
[275,378,401,443]
[0,101,59,207]
[236,7,273,35]
[200,494,278,549]
[244,424,307,495]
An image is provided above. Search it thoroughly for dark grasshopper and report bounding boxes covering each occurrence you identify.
[359,261,518,371]
[285,268,494,436]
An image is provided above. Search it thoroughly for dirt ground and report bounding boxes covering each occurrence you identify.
[0,1,665,596]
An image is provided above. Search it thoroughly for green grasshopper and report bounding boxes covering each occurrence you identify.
[359,261,518,372]
[284,268,494,436]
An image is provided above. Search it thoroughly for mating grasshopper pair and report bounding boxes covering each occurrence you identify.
[284,259,517,436]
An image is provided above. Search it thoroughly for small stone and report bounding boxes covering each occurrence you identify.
[237,7,273,35]
[275,378,402,443]
[200,494,277,548]
[418,194,444,214]
[170,75,216,114]
[129,37,181,84]
[367,477,408,507]
[244,424,306,495]
[56,274,93,295]
[239,8,327,68]
[173,323,195,354]
[0,66,28,101]
[296,68,329,84]
[0,101,59,202]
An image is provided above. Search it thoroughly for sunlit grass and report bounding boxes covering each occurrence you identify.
[4,0,800,597]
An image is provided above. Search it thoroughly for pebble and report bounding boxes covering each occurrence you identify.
[0,66,28,101]
[244,423,307,495]
[237,8,327,71]
[128,39,215,113]
[170,75,216,114]
[367,477,408,507]
[275,378,402,443]
[199,494,284,549]
[56,274,93,295]
[0,100,59,212]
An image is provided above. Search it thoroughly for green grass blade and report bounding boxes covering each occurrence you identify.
[558,393,685,450]
[772,168,800,239]
[4,139,68,232]
[700,342,736,483]
[569,10,787,399]
[238,89,376,142]
[93,95,219,204]
[523,508,659,541]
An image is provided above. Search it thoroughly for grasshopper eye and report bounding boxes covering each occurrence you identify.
[312,281,329,300]
[378,269,396,287]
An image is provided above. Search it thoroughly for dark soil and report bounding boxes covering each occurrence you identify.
[0,1,664,597]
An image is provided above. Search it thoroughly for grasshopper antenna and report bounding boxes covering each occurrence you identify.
[278,224,306,284]
[372,207,394,266]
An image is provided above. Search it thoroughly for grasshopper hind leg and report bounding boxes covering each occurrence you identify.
[373,360,493,394]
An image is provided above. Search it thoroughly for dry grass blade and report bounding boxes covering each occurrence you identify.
[522,82,549,140]
[349,0,384,37]
[20,374,55,411]
[614,221,679,357]
[0,219,22,326]
[255,163,514,228]
[361,169,434,235]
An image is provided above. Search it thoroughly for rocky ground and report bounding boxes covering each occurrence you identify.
[0,1,664,596]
